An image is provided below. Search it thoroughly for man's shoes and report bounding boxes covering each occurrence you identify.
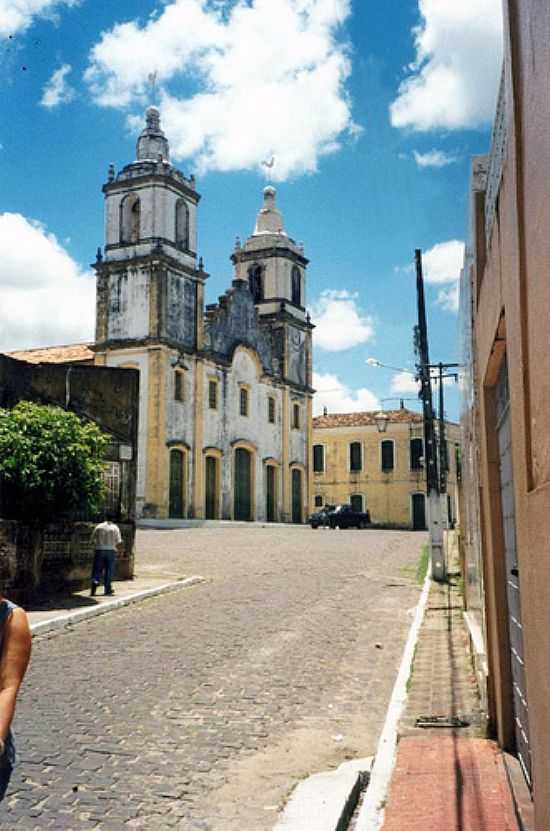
[105,590,115,596]
[90,584,97,597]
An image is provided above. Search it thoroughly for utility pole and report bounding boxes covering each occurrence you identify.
[414,249,446,582]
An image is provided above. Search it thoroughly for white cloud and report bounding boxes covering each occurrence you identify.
[40,64,75,109]
[313,371,380,416]
[391,370,419,394]
[413,149,456,168]
[422,240,464,284]
[311,290,374,351]
[436,283,459,312]
[0,213,95,351]
[85,0,359,180]
[0,0,77,37]
[390,0,503,131]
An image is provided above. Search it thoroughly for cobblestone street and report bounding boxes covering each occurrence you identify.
[5,527,426,830]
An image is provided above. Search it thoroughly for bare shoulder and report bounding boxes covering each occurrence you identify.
[7,607,31,638]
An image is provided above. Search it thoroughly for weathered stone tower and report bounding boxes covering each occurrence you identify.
[93,107,207,515]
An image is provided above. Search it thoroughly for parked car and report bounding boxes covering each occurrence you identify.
[328,504,371,529]
[308,506,334,529]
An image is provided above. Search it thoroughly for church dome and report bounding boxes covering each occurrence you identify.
[253,186,286,236]
[136,106,170,163]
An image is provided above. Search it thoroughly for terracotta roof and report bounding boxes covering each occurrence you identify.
[313,409,424,429]
[7,343,95,365]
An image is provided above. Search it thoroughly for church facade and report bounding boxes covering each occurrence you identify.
[92,107,314,521]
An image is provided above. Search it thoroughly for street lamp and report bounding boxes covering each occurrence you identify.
[374,411,390,433]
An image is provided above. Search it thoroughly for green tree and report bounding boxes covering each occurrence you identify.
[0,401,110,523]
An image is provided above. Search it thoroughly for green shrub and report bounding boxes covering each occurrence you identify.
[0,401,109,524]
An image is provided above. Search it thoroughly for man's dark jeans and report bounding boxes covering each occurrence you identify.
[91,548,116,594]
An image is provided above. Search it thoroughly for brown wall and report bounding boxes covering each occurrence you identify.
[0,519,135,603]
[470,2,550,824]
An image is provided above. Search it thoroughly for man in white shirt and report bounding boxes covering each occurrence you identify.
[90,517,123,597]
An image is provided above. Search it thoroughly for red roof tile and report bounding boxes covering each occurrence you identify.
[313,409,424,429]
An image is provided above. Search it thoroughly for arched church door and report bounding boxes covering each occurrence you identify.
[291,468,302,524]
[205,456,218,519]
[169,450,185,518]
[266,465,276,522]
[234,448,252,521]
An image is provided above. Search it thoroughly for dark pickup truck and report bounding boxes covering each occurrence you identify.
[328,504,371,529]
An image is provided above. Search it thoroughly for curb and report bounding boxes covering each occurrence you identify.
[352,563,433,831]
[30,576,206,637]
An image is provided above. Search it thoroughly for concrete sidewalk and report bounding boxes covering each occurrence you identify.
[27,570,205,635]
[378,570,525,831]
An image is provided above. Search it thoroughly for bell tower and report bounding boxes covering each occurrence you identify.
[231,186,308,323]
[95,106,205,351]
[231,186,313,391]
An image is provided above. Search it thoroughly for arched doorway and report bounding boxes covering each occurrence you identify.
[169,449,185,518]
[291,468,303,524]
[265,464,277,522]
[234,448,252,521]
[205,455,219,519]
[412,493,426,530]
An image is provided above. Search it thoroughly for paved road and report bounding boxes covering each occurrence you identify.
[5,527,426,830]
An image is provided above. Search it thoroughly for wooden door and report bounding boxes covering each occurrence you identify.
[266,465,276,522]
[291,468,302,524]
[169,450,184,518]
[205,456,218,519]
[412,493,426,530]
[234,448,252,521]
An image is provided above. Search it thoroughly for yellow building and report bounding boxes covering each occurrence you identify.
[311,408,460,529]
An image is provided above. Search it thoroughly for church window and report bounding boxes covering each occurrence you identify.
[349,442,362,472]
[268,396,276,424]
[291,266,301,306]
[175,199,189,250]
[248,265,263,303]
[313,444,325,473]
[120,194,141,244]
[314,495,323,507]
[239,387,249,417]
[292,403,301,429]
[381,440,395,471]
[174,370,184,402]
[208,380,218,410]
[410,437,424,470]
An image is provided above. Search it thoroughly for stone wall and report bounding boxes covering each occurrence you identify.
[0,519,134,603]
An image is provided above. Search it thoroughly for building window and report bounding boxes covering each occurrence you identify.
[293,403,301,429]
[314,495,323,508]
[291,266,301,306]
[381,439,394,472]
[120,194,141,244]
[249,265,263,303]
[350,494,363,513]
[410,437,424,470]
[240,387,249,417]
[349,442,362,472]
[175,199,189,250]
[208,380,218,410]
[313,444,325,473]
[174,370,184,402]
[268,396,276,424]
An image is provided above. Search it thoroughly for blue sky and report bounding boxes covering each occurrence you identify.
[0,0,503,418]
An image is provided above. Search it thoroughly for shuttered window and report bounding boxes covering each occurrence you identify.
[410,437,423,470]
[381,440,394,471]
[268,397,276,423]
[349,442,362,472]
[208,380,218,410]
[240,387,249,417]
[313,444,325,473]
